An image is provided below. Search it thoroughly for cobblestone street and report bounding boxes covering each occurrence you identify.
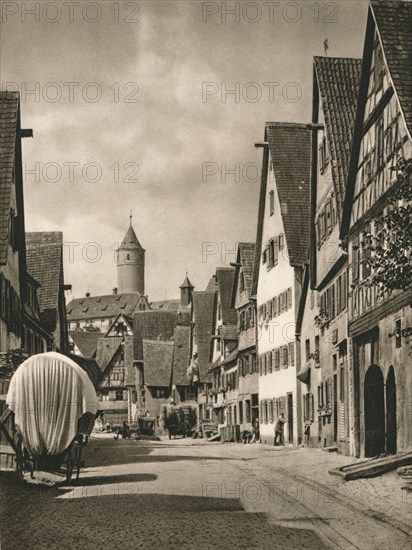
[1,436,411,550]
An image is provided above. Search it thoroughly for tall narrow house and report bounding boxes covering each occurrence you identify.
[256,123,311,445]
[341,0,412,457]
[231,243,259,434]
[297,57,361,453]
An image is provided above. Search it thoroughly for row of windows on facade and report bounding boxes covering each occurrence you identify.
[219,395,259,426]
[259,342,295,376]
[316,369,346,412]
[262,233,285,269]
[0,276,21,337]
[260,394,319,426]
[316,194,337,248]
[21,328,45,356]
[357,112,389,190]
[213,370,238,392]
[259,396,286,425]
[238,305,255,332]
[100,389,128,401]
[319,271,348,323]
[238,353,258,377]
[258,287,292,321]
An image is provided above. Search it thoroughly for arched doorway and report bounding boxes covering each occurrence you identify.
[386,366,397,454]
[364,365,385,457]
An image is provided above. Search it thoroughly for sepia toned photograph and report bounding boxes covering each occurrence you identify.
[0,1,411,548]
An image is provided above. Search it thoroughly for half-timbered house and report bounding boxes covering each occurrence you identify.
[341,0,412,457]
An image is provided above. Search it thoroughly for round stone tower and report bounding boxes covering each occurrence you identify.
[116,221,145,294]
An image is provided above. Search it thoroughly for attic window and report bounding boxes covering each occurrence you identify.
[239,271,245,292]
[79,300,84,305]
[319,136,329,174]
[101,305,108,311]
[120,304,126,309]
[116,296,121,301]
[269,190,274,216]
[96,298,102,303]
[82,307,89,313]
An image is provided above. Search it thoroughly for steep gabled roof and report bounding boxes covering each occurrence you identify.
[192,291,215,381]
[143,339,174,387]
[133,310,184,361]
[216,267,237,325]
[231,242,256,306]
[371,0,412,134]
[26,232,63,332]
[104,313,134,337]
[341,0,412,240]
[314,57,362,216]
[238,243,255,295]
[119,224,144,250]
[149,299,191,312]
[68,353,101,387]
[205,275,219,292]
[172,325,191,386]
[68,330,100,358]
[0,92,19,265]
[266,123,312,267]
[67,293,142,320]
[95,337,123,373]
[218,325,238,341]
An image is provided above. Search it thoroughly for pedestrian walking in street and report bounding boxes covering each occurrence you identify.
[274,413,286,446]
[122,421,131,439]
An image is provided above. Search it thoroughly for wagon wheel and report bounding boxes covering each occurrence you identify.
[66,441,75,483]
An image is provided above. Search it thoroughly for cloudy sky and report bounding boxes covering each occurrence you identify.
[1,0,368,301]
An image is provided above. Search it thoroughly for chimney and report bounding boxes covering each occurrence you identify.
[85,292,90,298]
[113,287,118,295]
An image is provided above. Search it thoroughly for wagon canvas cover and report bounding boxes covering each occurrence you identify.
[6,352,98,457]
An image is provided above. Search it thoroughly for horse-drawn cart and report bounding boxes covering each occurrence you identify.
[0,352,98,482]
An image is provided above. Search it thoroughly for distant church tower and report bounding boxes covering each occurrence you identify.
[179,273,194,307]
[117,216,145,294]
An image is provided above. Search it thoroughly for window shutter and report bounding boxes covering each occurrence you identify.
[287,287,292,309]
[331,284,335,319]
[325,200,332,235]
[274,237,278,265]
[342,270,348,310]
[284,345,289,366]
[263,353,267,375]
[288,342,294,366]
[268,399,274,423]
[315,220,321,249]
[267,299,272,319]
[272,297,277,317]
[310,393,314,421]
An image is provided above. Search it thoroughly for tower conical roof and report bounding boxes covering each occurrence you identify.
[119,225,144,250]
[179,274,194,289]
